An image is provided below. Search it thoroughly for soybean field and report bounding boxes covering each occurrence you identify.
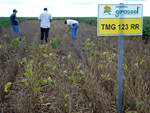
[0,17,150,113]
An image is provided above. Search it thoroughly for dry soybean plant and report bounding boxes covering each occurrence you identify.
[0,20,150,113]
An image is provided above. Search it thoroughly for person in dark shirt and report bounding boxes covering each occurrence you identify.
[10,9,22,41]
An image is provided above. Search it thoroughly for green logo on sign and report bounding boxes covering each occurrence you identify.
[104,6,111,15]
[115,7,140,17]
[103,5,140,18]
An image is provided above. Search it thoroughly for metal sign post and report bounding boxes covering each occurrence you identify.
[118,35,123,113]
[117,34,123,113]
[117,3,124,113]
[97,4,143,113]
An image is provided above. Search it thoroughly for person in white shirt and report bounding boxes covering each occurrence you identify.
[64,19,79,40]
[38,8,52,43]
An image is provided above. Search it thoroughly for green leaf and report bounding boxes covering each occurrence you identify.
[94,51,98,56]
[62,63,65,67]
[89,102,92,107]
[20,61,24,65]
[41,79,44,85]
[4,82,12,93]
[108,78,112,80]
[107,74,110,78]
[44,79,48,83]
[32,45,36,48]
[44,67,47,72]
[63,70,67,73]
[79,76,83,80]
[68,54,71,59]
[65,94,68,98]
[77,63,81,69]
[136,101,141,106]
[36,53,39,57]
[140,101,146,106]
[48,79,52,86]
[136,101,146,106]
[26,70,31,77]
[16,40,20,45]
[53,66,56,71]
[48,77,52,86]
[80,70,84,75]
[62,93,65,98]
[135,63,138,67]
[123,64,128,70]
[43,54,48,58]
[36,87,40,93]
[64,104,67,107]
[140,60,144,65]
[37,79,41,86]
[101,74,106,77]
[125,64,128,69]
[72,75,76,84]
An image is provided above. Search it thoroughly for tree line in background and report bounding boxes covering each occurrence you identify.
[0,17,97,28]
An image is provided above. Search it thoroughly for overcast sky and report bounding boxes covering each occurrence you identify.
[0,0,149,17]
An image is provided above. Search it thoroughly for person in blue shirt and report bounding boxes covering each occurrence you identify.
[10,9,22,41]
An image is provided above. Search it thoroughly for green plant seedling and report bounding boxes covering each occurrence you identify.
[77,63,81,69]
[68,54,71,59]
[80,70,84,75]
[4,82,12,93]
[72,75,76,84]
[64,104,67,107]
[51,36,58,48]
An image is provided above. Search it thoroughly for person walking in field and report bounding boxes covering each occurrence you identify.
[64,19,79,40]
[38,8,52,43]
[10,9,22,41]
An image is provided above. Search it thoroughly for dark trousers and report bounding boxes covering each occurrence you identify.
[40,27,50,42]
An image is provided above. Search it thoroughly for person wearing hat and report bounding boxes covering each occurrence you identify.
[38,8,52,43]
[64,19,79,40]
[10,9,22,41]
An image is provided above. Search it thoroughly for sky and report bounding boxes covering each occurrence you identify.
[0,0,149,17]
